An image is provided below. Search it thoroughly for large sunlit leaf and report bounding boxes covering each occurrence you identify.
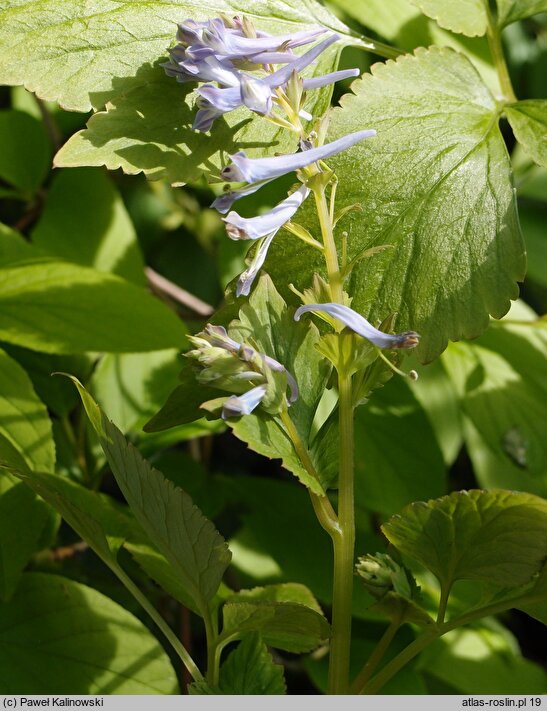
[409,0,488,36]
[0,572,178,694]
[0,0,353,111]
[382,490,547,594]
[270,46,524,363]
[0,259,187,353]
[506,100,547,168]
[71,378,231,614]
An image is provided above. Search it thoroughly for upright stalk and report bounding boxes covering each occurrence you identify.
[314,185,356,694]
[485,3,517,103]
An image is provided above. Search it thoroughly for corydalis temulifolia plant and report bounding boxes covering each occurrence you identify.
[163,14,424,694]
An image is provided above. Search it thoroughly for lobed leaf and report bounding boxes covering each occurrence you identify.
[270,46,525,362]
[382,489,547,594]
[218,633,286,694]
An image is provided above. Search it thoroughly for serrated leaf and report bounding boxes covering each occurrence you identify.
[0,347,55,472]
[0,572,178,694]
[269,47,524,363]
[0,472,51,601]
[222,595,330,653]
[383,490,547,596]
[0,260,187,353]
[0,109,50,193]
[71,378,231,613]
[219,633,286,694]
[496,0,547,26]
[31,167,145,284]
[409,0,488,36]
[0,0,352,113]
[506,100,547,168]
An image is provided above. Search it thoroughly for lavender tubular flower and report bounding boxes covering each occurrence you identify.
[294,303,420,349]
[302,68,360,90]
[201,25,327,58]
[222,385,267,419]
[211,178,277,214]
[236,232,276,298]
[221,129,377,184]
[224,184,310,240]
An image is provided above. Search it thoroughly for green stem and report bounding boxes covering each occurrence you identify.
[279,408,339,537]
[359,588,544,694]
[485,4,517,103]
[314,187,343,302]
[113,564,203,683]
[204,609,219,686]
[328,367,355,694]
[349,616,402,694]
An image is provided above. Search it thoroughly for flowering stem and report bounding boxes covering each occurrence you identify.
[314,183,356,694]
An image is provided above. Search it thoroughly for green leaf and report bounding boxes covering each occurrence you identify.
[354,376,446,516]
[71,378,231,613]
[382,490,547,596]
[0,347,55,472]
[0,472,51,601]
[416,625,547,693]
[496,0,547,27]
[409,0,488,36]
[226,275,332,493]
[0,109,50,193]
[219,633,286,694]
[270,47,524,363]
[442,320,547,494]
[0,0,352,113]
[91,349,182,432]
[144,361,225,432]
[222,585,330,653]
[0,260,187,353]
[0,572,178,694]
[506,100,547,168]
[31,167,145,284]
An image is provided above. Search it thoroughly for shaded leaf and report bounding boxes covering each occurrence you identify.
[382,489,547,594]
[0,347,55,472]
[31,167,145,284]
[496,0,547,27]
[270,47,524,363]
[0,472,51,601]
[219,633,286,694]
[72,378,231,613]
[0,109,50,193]
[0,572,178,694]
[506,100,547,168]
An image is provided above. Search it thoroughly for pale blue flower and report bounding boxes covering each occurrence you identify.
[294,303,420,349]
[302,68,360,90]
[222,384,267,419]
[211,178,277,214]
[221,129,376,183]
[236,232,276,298]
[223,184,310,240]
